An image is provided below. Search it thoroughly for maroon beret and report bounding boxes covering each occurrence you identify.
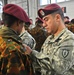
[36,17,43,23]
[3,4,31,24]
[38,4,61,19]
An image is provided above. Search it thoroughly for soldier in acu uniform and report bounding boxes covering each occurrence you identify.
[25,4,74,75]
[19,25,36,50]
[0,4,34,75]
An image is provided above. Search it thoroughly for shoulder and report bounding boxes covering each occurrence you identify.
[64,29,74,40]
[0,37,22,52]
[60,28,74,41]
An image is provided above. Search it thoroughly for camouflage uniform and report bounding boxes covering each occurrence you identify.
[19,30,36,49]
[30,28,74,75]
[66,24,74,33]
[0,26,34,75]
[29,25,48,51]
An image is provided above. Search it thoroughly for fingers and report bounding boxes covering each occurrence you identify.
[23,44,32,55]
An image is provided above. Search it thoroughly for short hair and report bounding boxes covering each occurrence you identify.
[71,19,74,24]
[2,12,19,27]
[64,16,69,19]
[51,9,64,21]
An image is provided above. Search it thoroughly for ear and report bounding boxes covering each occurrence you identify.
[16,20,20,26]
[55,14,60,22]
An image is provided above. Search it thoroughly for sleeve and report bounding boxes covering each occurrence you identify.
[20,31,36,49]
[30,50,52,75]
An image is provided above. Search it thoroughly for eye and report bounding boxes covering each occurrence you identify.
[44,17,48,21]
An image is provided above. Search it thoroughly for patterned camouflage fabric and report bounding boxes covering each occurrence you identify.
[19,30,36,49]
[29,25,48,51]
[0,26,34,75]
[66,24,74,33]
[30,28,74,75]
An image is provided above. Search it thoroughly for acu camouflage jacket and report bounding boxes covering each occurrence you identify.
[30,28,74,75]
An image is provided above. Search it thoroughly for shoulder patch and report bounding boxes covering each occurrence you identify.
[62,49,69,58]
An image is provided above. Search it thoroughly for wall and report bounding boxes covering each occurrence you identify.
[0,0,3,19]
[58,0,74,20]
[28,0,38,22]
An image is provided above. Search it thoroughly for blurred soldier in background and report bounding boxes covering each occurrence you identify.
[64,16,70,24]
[65,18,74,33]
[29,17,49,51]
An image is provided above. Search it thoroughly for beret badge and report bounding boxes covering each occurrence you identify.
[40,10,45,16]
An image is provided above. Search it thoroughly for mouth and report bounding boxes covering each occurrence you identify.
[45,27,48,30]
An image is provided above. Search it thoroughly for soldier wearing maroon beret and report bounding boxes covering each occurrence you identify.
[0,4,34,75]
[25,4,74,75]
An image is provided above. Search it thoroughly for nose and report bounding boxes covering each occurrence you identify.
[42,22,46,27]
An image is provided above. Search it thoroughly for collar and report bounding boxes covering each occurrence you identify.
[0,26,22,43]
[48,28,67,43]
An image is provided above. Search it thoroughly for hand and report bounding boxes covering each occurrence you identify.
[23,44,32,55]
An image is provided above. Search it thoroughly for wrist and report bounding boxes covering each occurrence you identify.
[29,49,32,54]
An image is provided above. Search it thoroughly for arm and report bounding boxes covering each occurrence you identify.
[25,36,74,75]
[20,27,36,49]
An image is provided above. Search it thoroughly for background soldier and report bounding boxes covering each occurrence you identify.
[29,17,48,51]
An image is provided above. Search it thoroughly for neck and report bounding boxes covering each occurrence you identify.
[54,23,66,37]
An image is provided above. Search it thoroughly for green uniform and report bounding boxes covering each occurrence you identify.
[30,28,74,75]
[0,26,34,75]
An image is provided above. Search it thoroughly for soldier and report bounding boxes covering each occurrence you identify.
[0,4,34,75]
[29,17,48,51]
[64,16,70,24]
[25,4,74,75]
[19,25,36,49]
[65,19,74,33]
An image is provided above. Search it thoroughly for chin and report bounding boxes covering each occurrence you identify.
[47,30,52,35]
[47,30,51,33]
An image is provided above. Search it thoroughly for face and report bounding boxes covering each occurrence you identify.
[64,18,69,23]
[42,14,59,34]
[17,21,24,35]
